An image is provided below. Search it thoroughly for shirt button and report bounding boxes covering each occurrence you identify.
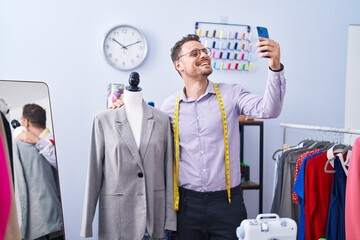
[138,172,144,178]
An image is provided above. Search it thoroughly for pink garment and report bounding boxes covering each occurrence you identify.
[0,134,11,239]
[346,137,360,240]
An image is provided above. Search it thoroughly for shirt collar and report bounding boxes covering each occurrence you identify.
[180,80,216,102]
[39,128,50,138]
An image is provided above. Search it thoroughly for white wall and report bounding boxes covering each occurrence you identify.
[345,25,360,144]
[1,0,360,239]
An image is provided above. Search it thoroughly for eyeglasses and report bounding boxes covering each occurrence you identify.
[177,47,212,60]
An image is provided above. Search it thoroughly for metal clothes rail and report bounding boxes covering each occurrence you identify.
[280,123,360,146]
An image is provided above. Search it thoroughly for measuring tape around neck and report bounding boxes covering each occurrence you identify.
[173,82,231,211]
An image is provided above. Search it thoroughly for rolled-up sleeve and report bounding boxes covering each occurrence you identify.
[236,67,286,119]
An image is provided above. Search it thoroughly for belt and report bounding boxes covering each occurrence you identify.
[179,185,242,199]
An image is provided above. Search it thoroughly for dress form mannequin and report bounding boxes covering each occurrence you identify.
[123,72,143,149]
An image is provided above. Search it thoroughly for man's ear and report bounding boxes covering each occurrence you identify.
[174,60,183,72]
[23,118,30,128]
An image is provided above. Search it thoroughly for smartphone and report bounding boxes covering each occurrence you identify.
[256,26,269,38]
[256,26,269,56]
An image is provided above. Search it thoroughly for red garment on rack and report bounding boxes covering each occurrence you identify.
[304,152,334,240]
[292,149,321,204]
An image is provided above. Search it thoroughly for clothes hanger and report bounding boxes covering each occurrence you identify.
[324,145,341,174]
[272,128,318,160]
[271,139,316,160]
[324,133,351,174]
[342,133,353,166]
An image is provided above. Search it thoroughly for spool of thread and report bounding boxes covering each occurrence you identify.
[212,50,216,58]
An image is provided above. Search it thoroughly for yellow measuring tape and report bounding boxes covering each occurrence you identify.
[173,82,231,211]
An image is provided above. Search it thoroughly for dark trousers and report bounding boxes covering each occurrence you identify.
[176,185,247,240]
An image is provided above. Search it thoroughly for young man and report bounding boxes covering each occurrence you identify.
[159,34,286,239]
[16,103,57,169]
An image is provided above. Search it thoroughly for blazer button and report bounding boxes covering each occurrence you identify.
[138,172,144,178]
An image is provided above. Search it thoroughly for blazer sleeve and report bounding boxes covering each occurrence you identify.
[164,119,177,231]
[80,115,105,237]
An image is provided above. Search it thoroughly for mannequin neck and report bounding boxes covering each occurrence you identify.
[123,89,143,149]
[123,89,143,109]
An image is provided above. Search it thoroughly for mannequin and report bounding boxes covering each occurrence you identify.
[123,72,143,149]
[81,72,176,240]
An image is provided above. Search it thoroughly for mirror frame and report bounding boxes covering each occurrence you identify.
[0,79,65,239]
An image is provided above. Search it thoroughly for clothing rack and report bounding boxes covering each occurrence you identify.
[280,123,360,146]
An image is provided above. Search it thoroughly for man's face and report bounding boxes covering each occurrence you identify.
[175,40,213,78]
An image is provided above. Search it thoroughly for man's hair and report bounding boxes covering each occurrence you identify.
[170,34,201,62]
[22,103,46,129]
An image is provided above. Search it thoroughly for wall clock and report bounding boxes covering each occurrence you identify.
[103,25,148,71]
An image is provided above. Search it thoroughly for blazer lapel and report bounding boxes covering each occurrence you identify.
[115,108,143,171]
[139,101,154,160]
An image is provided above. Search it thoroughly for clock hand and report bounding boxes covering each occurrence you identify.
[124,40,141,48]
[112,38,127,49]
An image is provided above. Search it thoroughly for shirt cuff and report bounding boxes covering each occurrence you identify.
[269,63,284,72]
[35,138,48,150]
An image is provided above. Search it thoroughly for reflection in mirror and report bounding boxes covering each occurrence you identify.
[0,80,65,239]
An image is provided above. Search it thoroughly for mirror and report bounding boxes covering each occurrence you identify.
[0,80,65,239]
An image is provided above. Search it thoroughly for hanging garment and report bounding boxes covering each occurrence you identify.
[0,113,20,240]
[14,140,63,239]
[345,137,360,240]
[293,152,322,240]
[1,112,14,183]
[0,134,11,240]
[326,154,347,240]
[271,145,302,214]
[304,152,334,240]
[81,102,176,240]
[292,149,321,204]
[271,140,316,214]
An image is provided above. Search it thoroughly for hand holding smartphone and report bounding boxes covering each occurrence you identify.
[256,26,269,56]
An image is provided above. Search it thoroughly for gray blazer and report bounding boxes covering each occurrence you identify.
[81,101,176,240]
[14,141,63,239]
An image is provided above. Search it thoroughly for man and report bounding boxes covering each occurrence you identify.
[111,33,285,239]
[16,103,57,169]
[160,34,285,239]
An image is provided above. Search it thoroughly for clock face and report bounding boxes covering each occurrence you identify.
[103,25,148,71]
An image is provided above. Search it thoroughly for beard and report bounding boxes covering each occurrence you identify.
[199,64,213,77]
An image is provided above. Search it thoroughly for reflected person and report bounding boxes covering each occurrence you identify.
[15,103,57,169]
[13,103,63,239]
